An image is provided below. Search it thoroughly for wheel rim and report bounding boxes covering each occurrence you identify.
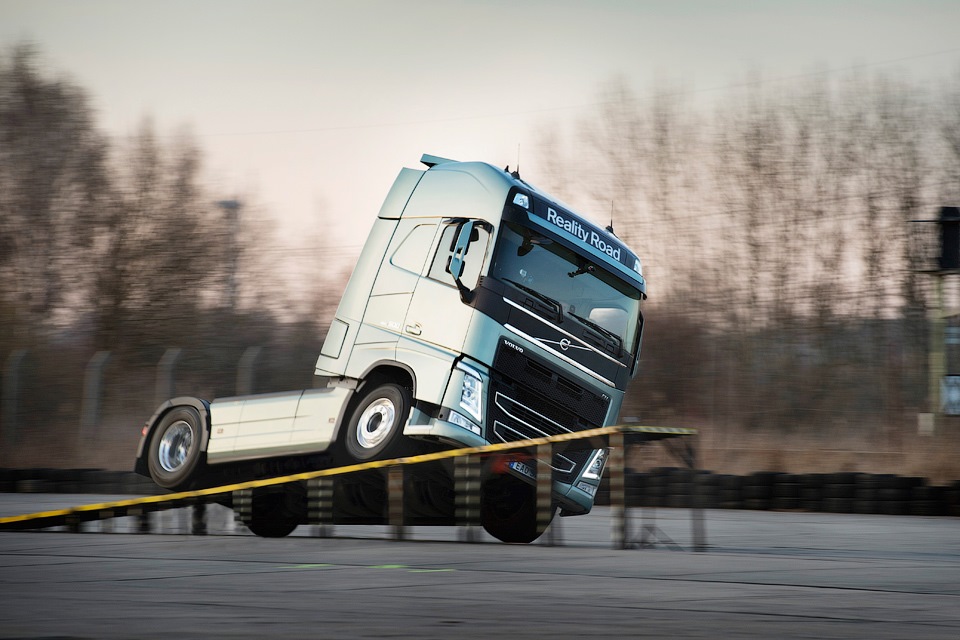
[157,420,194,472]
[355,398,397,450]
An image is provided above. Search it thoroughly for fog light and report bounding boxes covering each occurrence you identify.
[448,410,481,436]
[576,482,597,496]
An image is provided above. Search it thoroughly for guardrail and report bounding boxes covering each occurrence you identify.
[0,425,701,549]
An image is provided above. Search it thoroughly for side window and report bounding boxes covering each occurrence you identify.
[428,221,490,288]
[390,224,438,275]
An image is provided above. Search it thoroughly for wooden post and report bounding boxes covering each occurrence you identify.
[455,454,481,542]
[308,476,335,537]
[192,502,207,536]
[233,490,252,531]
[536,444,554,542]
[388,466,405,540]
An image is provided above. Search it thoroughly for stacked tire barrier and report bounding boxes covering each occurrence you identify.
[3,467,960,517]
[0,468,165,495]
[607,468,960,517]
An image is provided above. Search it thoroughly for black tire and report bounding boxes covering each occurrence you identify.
[147,406,204,490]
[332,471,388,523]
[246,486,304,538]
[480,474,552,544]
[342,383,415,462]
[405,462,456,524]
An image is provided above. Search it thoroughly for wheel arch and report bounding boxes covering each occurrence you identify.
[134,397,211,476]
[357,361,416,394]
[331,362,416,444]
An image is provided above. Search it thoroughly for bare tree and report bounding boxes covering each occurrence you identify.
[534,67,950,439]
[0,44,107,344]
[90,120,230,358]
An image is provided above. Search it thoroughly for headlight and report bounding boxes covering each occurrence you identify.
[456,362,483,423]
[582,449,607,480]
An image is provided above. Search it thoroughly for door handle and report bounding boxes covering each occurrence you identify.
[405,323,422,336]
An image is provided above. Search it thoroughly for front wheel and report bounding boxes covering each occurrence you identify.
[480,474,555,544]
[341,383,415,462]
[147,406,205,490]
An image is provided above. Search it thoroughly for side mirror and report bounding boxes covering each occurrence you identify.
[447,220,475,280]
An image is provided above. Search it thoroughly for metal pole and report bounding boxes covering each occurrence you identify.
[610,430,627,549]
[2,349,27,447]
[691,438,707,552]
[155,348,182,406]
[236,346,262,396]
[536,444,557,544]
[930,274,945,432]
[80,351,111,441]
[217,199,242,311]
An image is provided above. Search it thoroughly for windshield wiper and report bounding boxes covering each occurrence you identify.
[503,278,563,323]
[567,261,596,278]
[569,310,623,355]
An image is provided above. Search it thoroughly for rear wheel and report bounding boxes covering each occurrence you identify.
[147,406,204,490]
[332,471,387,523]
[405,462,456,524]
[245,486,304,538]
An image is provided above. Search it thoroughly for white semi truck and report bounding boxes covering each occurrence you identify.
[134,154,647,543]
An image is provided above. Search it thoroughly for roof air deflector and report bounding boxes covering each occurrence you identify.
[421,153,457,168]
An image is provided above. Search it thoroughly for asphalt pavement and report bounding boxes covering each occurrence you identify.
[1,494,958,639]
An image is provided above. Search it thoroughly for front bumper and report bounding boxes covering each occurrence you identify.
[404,415,599,515]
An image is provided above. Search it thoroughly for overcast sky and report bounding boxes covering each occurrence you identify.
[3,0,960,261]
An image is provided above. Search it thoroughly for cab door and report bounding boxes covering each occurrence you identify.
[350,220,438,371]
[399,220,491,393]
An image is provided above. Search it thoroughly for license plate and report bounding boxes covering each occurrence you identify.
[509,460,535,479]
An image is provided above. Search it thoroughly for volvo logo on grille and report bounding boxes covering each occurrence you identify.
[537,337,589,352]
[503,339,524,353]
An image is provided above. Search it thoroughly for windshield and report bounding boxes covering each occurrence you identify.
[490,221,643,354]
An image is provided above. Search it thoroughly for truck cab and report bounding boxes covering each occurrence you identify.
[314,155,645,526]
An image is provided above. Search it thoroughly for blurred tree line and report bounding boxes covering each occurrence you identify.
[538,68,960,469]
[0,45,339,468]
[2,41,958,476]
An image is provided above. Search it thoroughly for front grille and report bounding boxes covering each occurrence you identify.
[494,341,609,424]
[491,392,586,476]
[487,339,608,483]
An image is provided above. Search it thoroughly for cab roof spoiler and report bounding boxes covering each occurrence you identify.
[421,153,457,168]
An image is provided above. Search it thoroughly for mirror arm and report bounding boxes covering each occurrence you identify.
[454,276,475,304]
